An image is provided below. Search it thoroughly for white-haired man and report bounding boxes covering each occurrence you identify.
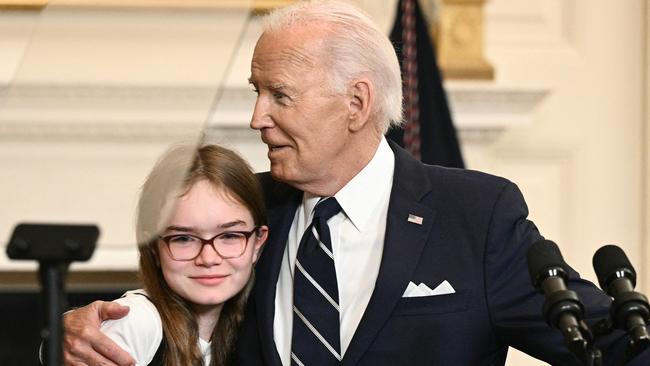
[61,1,649,365]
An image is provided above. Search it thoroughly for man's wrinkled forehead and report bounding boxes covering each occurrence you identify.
[251,25,328,74]
[256,43,316,70]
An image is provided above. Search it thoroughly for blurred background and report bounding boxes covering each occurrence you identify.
[0,0,648,365]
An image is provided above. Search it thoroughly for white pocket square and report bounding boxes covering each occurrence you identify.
[402,280,456,297]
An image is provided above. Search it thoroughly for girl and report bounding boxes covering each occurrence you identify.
[100,144,268,366]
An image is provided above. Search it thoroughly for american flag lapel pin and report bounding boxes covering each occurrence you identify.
[407,214,423,225]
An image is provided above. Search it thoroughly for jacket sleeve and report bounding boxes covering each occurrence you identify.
[482,181,646,365]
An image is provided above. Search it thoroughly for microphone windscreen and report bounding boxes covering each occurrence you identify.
[592,244,636,290]
[526,239,569,288]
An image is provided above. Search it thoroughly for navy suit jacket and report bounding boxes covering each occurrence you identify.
[237,142,647,365]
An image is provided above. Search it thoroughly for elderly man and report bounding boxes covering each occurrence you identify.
[61,1,648,365]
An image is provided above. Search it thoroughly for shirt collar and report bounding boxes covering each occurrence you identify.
[301,137,394,231]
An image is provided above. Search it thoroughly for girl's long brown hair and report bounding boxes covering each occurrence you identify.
[135,143,266,366]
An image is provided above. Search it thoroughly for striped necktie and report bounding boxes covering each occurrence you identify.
[291,197,342,366]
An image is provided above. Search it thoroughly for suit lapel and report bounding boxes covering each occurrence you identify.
[341,143,437,366]
[254,178,301,366]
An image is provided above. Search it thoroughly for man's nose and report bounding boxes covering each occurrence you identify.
[250,98,274,130]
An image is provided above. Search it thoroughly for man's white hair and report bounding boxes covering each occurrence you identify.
[262,0,404,133]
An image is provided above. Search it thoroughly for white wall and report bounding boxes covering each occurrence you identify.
[484,0,644,286]
[483,1,646,364]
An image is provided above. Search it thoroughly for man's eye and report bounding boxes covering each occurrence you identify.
[273,92,286,100]
[251,87,260,95]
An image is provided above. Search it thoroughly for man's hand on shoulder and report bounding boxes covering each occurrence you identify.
[63,300,135,366]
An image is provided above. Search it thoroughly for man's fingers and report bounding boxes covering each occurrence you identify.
[97,300,130,321]
[64,337,121,366]
[61,301,134,366]
[92,336,136,366]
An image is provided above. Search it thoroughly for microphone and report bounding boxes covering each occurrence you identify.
[527,239,605,366]
[593,245,650,357]
[527,239,590,354]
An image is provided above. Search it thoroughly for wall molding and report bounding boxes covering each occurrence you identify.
[0,82,549,143]
[0,270,139,291]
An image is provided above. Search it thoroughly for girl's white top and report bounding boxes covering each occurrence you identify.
[100,289,212,365]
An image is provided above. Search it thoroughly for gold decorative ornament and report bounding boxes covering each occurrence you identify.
[433,0,494,80]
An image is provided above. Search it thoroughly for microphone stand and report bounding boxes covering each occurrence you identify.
[558,321,602,366]
[6,223,99,366]
[543,290,602,366]
[592,315,649,366]
[614,291,650,362]
[594,295,650,364]
[39,262,70,366]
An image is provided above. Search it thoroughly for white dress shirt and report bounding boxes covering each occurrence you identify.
[273,138,395,366]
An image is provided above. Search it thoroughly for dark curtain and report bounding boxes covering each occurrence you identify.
[387,0,465,168]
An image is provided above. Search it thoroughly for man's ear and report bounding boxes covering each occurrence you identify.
[347,78,374,132]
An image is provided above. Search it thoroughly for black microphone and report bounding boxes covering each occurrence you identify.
[593,245,650,357]
[527,240,589,350]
